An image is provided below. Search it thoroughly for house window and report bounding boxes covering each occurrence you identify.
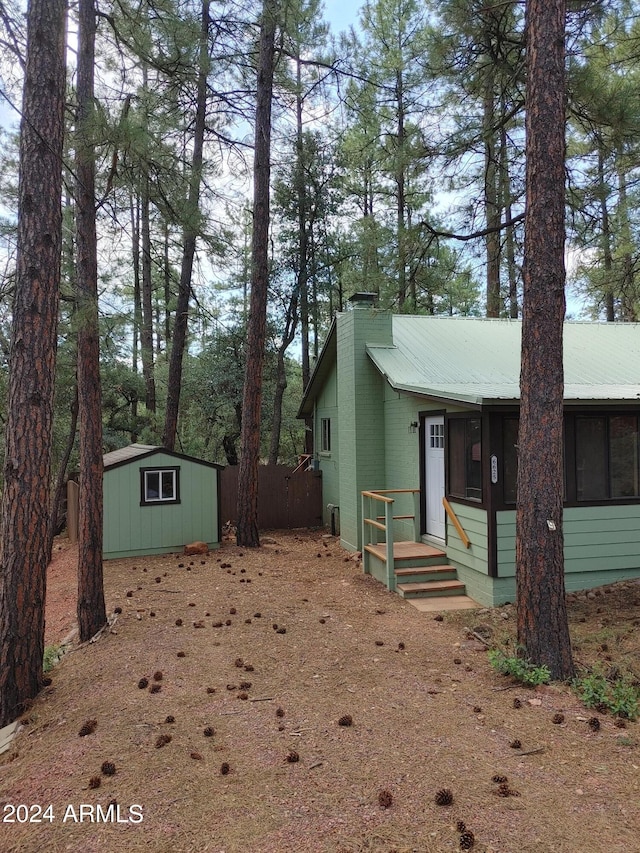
[141,467,180,505]
[575,414,639,500]
[448,417,482,501]
[321,418,331,453]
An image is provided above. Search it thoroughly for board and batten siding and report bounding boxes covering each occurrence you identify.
[495,504,640,599]
[103,452,219,558]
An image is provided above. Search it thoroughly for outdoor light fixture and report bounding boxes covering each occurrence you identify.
[409,421,418,434]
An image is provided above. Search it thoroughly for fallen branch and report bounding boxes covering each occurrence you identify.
[248,696,275,702]
[465,628,492,647]
[514,746,545,756]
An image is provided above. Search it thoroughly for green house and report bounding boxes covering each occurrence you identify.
[102,444,223,559]
[298,294,640,607]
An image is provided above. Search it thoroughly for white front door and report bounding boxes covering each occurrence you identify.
[424,416,446,539]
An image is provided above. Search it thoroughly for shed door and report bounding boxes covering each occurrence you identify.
[424,416,445,539]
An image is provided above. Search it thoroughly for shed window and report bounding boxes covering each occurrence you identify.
[448,417,482,501]
[141,467,180,505]
[321,418,331,453]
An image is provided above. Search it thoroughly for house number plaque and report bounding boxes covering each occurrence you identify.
[490,455,498,484]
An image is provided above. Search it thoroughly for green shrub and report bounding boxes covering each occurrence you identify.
[488,648,551,686]
[572,666,639,720]
[43,644,62,673]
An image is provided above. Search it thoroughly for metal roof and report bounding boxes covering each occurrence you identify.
[366,317,640,406]
[102,443,159,468]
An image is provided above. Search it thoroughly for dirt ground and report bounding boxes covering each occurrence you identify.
[1,530,639,853]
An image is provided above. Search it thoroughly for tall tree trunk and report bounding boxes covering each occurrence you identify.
[296,59,311,393]
[500,102,519,318]
[616,152,636,321]
[268,292,299,465]
[163,0,210,451]
[140,172,156,414]
[48,389,79,561]
[597,149,614,322]
[0,0,67,728]
[140,62,156,416]
[484,60,501,317]
[130,192,141,441]
[396,66,407,309]
[76,0,107,642]
[236,0,277,547]
[516,0,574,681]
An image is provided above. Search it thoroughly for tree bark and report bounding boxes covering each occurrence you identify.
[163,0,210,451]
[268,291,299,465]
[484,59,501,317]
[48,389,79,561]
[597,149,614,322]
[236,0,277,547]
[140,61,156,416]
[76,0,107,642]
[0,0,68,727]
[516,0,574,681]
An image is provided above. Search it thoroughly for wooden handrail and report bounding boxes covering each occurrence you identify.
[364,488,420,496]
[361,490,394,504]
[442,497,471,549]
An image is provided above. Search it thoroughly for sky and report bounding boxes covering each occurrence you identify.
[323,0,362,36]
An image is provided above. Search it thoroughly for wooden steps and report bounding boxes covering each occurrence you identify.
[364,540,468,601]
[396,576,467,599]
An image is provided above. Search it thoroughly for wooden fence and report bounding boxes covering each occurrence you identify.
[220,465,323,530]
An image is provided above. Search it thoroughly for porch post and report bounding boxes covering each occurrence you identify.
[361,492,370,575]
[385,498,395,591]
[412,490,420,542]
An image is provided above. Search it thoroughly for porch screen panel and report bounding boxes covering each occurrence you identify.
[610,415,638,498]
[576,417,606,501]
[449,417,482,501]
[449,420,466,498]
[503,417,519,504]
[467,419,482,500]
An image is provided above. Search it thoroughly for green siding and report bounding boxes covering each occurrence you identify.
[491,505,640,604]
[337,309,392,550]
[307,307,640,606]
[315,361,340,526]
[103,452,219,558]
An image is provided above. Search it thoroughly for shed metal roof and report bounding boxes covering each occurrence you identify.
[103,443,159,468]
[102,444,224,471]
[366,317,640,406]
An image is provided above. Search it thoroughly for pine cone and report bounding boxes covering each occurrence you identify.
[78,719,97,737]
[338,714,353,727]
[377,789,393,809]
[459,830,475,850]
[101,761,116,776]
[435,788,454,806]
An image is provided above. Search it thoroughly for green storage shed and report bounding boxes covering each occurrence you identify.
[102,444,223,559]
